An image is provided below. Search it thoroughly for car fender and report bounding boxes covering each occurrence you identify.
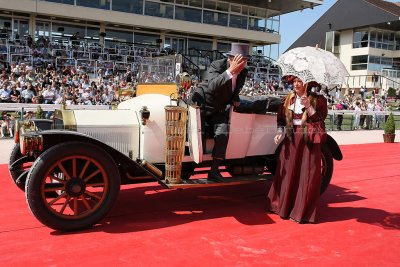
[325,134,343,161]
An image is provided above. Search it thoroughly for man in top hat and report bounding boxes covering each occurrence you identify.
[192,43,249,181]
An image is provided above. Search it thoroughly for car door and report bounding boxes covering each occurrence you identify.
[187,105,203,163]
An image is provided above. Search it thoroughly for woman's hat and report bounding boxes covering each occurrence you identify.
[226,43,250,58]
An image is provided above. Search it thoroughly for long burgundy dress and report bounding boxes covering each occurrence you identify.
[267,94,328,223]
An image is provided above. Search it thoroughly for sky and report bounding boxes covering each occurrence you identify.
[279,0,398,54]
[279,0,336,54]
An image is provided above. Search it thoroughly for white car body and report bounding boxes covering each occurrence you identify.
[72,94,279,164]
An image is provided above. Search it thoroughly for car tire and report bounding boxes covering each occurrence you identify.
[320,144,333,194]
[25,141,120,231]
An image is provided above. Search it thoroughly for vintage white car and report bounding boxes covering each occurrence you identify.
[9,93,342,231]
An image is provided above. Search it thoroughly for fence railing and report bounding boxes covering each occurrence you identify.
[0,103,111,112]
[326,110,400,131]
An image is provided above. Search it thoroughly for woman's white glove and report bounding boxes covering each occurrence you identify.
[274,134,283,144]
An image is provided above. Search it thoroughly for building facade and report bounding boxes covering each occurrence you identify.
[289,0,400,89]
[0,0,322,59]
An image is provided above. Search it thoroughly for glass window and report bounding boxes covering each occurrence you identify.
[352,64,367,70]
[203,11,228,26]
[230,14,247,29]
[271,17,280,33]
[216,2,229,12]
[248,7,265,17]
[353,30,368,48]
[113,0,143,14]
[52,23,85,38]
[241,6,248,16]
[351,55,368,71]
[249,17,265,32]
[189,0,202,8]
[43,0,74,4]
[0,16,12,40]
[352,55,368,64]
[134,32,159,45]
[370,31,377,41]
[176,0,188,5]
[35,21,50,38]
[325,31,334,52]
[188,38,212,51]
[13,19,29,40]
[145,1,174,19]
[76,0,111,10]
[176,0,202,8]
[217,42,230,53]
[175,6,202,23]
[231,4,241,13]
[203,0,215,10]
[105,29,133,43]
[86,27,100,40]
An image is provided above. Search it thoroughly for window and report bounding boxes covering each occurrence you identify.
[351,55,368,70]
[43,0,74,4]
[203,11,228,26]
[145,1,174,19]
[105,30,133,43]
[175,6,202,23]
[203,0,228,11]
[248,7,265,17]
[86,27,100,40]
[76,0,111,10]
[134,32,159,45]
[229,14,247,29]
[188,39,212,51]
[13,19,29,39]
[231,4,241,13]
[248,17,265,32]
[266,16,280,33]
[112,0,143,14]
[217,42,230,53]
[368,55,393,71]
[353,30,368,48]
[176,0,202,8]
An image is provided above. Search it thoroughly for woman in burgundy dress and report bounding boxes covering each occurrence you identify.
[267,76,328,223]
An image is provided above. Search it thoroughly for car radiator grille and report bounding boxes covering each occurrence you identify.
[78,127,134,157]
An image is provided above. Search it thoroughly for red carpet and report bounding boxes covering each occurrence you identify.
[0,143,399,266]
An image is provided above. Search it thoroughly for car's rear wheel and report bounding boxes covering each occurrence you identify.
[25,142,120,231]
[320,144,333,194]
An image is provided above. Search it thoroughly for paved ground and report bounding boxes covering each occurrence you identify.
[0,143,399,266]
[1,129,398,164]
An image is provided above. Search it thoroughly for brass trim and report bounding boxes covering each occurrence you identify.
[61,110,77,131]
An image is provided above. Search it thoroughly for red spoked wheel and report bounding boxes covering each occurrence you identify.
[26,142,120,231]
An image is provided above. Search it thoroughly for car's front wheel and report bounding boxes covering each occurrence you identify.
[25,142,120,231]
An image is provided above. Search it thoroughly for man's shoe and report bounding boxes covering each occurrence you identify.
[207,170,224,182]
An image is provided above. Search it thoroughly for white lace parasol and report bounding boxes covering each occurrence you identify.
[276,46,349,86]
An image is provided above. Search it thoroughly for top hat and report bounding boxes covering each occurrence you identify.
[226,43,250,58]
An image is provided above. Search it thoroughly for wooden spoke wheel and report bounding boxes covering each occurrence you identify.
[26,142,120,231]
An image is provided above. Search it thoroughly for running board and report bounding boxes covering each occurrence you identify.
[164,174,273,189]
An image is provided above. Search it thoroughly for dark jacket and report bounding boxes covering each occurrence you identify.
[191,58,247,116]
